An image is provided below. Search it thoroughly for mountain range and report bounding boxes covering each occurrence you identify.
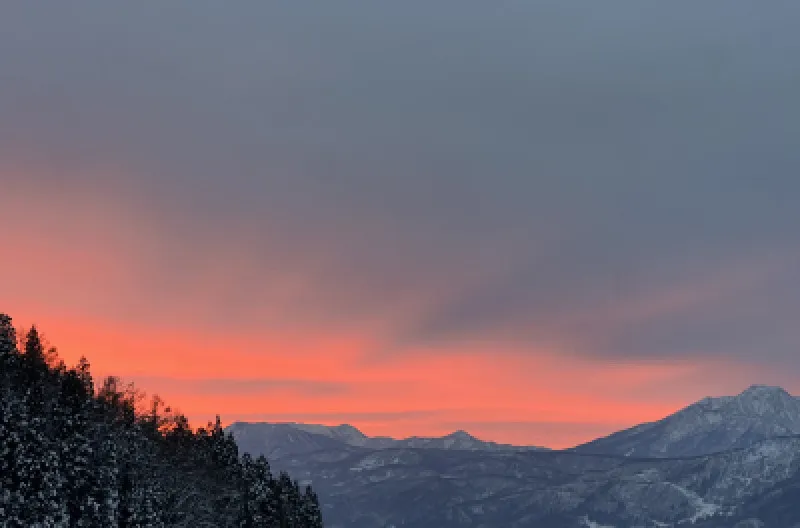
[228,385,800,527]
[227,422,549,460]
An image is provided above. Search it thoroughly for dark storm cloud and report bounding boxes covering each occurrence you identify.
[3,2,800,364]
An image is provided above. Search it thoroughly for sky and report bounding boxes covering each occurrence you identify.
[2,2,800,448]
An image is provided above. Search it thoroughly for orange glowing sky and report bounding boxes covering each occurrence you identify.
[3,3,800,448]
[3,172,797,448]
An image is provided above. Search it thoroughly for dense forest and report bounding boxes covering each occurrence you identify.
[0,313,324,527]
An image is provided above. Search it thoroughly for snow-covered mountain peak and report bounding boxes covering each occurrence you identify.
[741,383,787,393]
[736,384,793,400]
[575,385,800,458]
[328,423,369,442]
[446,430,474,440]
[729,384,798,417]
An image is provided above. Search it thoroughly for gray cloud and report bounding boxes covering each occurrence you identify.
[3,2,800,368]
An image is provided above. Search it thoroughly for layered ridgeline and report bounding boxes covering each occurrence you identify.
[227,422,549,459]
[261,436,800,528]
[0,314,324,527]
[233,388,800,527]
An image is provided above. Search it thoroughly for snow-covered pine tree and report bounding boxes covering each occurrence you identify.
[0,313,325,527]
[92,419,121,526]
[0,314,19,521]
[11,326,70,526]
[287,478,303,528]
[253,455,281,527]
[210,414,240,469]
[0,313,16,372]
[240,453,257,527]
[239,453,280,527]
[21,325,49,385]
[58,361,95,525]
[274,471,305,527]
[300,485,324,528]
[0,389,27,524]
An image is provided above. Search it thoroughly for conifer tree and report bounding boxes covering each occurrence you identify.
[0,389,26,524]
[22,325,49,383]
[0,313,19,517]
[300,486,324,528]
[0,313,16,368]
[0,313,325,527]
[58,367,96,525]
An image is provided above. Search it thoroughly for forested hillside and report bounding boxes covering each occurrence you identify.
[0,313,324,527]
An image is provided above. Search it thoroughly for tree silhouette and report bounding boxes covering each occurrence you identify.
[0,312,325,527]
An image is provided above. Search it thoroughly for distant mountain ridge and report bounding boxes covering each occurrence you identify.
[230,384,800,460]
[229,385,800,527]
[226,422,549,459]
[249,432,800,527]
[573,384,800,458]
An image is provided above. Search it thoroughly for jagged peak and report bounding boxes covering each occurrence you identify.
[722,384,800,418]
[446,429,475,440]
[737,384,792,399]
[333,423,361,431]
[692,385,793,410]
[332,423,368,437]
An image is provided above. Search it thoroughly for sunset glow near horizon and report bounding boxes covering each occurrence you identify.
[3,4,800,449]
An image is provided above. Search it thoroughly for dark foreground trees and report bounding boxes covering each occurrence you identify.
[0,313,323,527]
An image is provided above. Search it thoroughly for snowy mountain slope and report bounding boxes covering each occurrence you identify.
[229,386,800,526]
[268,435,800,528]
[574,385,800,458]
[225,422,361,459]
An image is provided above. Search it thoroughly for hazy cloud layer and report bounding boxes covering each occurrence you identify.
[124,376,350,397]
[3,2,800,445]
